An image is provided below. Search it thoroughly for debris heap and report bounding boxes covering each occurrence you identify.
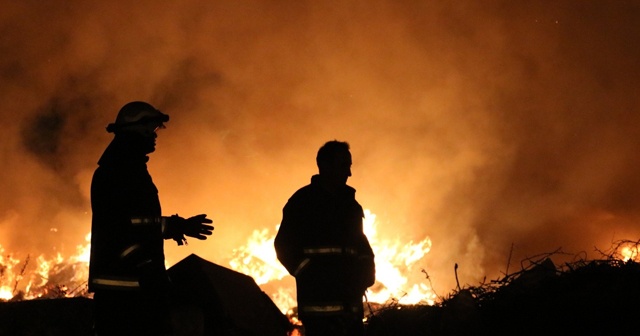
[367,243,640,336]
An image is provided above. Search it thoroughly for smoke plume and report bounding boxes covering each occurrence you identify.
[1,0,639,294]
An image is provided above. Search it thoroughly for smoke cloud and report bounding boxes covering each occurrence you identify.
[1,0,639,293]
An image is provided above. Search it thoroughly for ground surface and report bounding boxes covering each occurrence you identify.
[2,257,639,335]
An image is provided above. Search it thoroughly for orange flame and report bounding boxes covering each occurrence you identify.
[0,233,91,301]
[228,209,437,313]
[362,209,436,305]
[3,214,638,318]
[620,244,639,262]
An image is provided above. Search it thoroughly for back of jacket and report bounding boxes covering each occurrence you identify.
[275,175,375,308]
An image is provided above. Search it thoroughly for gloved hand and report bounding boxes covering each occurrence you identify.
[183,214,214,240]
[165,214,214,245]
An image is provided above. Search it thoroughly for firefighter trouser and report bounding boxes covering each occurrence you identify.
[93,289,172,336]
[300,313,364,336]
[299,304,364,336]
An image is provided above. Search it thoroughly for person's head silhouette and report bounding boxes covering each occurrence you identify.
[316,140,352,188]
[106,101,169,154]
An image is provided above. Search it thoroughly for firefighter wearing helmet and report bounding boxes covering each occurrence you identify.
[275,140,376,336]
[89,101,214,336]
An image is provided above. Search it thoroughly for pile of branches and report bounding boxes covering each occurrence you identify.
[1,254,89,302]
[366,239,640,336]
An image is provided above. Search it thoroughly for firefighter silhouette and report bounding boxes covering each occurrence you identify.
[275,140,376,336]
[89,101,214,336]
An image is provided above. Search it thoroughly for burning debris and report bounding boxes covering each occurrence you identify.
[0,251,90,302]
[0,234,90,301]
[3,210,640,336]
[2,239,640,335]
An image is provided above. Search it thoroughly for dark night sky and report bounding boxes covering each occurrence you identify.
[1,0,639,294]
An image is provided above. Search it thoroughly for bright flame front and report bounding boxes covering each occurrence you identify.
[228,209,437,314]
[0,233,91,301]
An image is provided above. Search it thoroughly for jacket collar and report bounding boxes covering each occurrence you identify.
[310,174,356,199]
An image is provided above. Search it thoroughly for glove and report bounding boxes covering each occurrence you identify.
[183,214,214,240]
[165,214,214,245]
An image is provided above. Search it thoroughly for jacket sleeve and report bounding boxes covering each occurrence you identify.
[357,233,376,288]
[353,204,376,288]
[274,197,309,277]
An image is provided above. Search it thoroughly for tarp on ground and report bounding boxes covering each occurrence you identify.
[168,253,291,336]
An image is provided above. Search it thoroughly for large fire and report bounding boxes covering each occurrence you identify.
[229,209,437,314]
[0,209,436,313]
[0,233,90,301]
[4,211,638,316]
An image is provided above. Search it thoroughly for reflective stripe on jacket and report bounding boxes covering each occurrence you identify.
[90,276,140,290]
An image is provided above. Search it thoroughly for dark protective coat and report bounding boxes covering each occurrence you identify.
[88,134,169,293]
[274,175,375,316]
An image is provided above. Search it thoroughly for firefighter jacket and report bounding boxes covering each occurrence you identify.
[274,174,375,316]
[89,134,169,293]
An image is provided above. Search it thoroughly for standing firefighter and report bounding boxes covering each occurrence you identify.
[89,101,214,336]
[274,140,376,336]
